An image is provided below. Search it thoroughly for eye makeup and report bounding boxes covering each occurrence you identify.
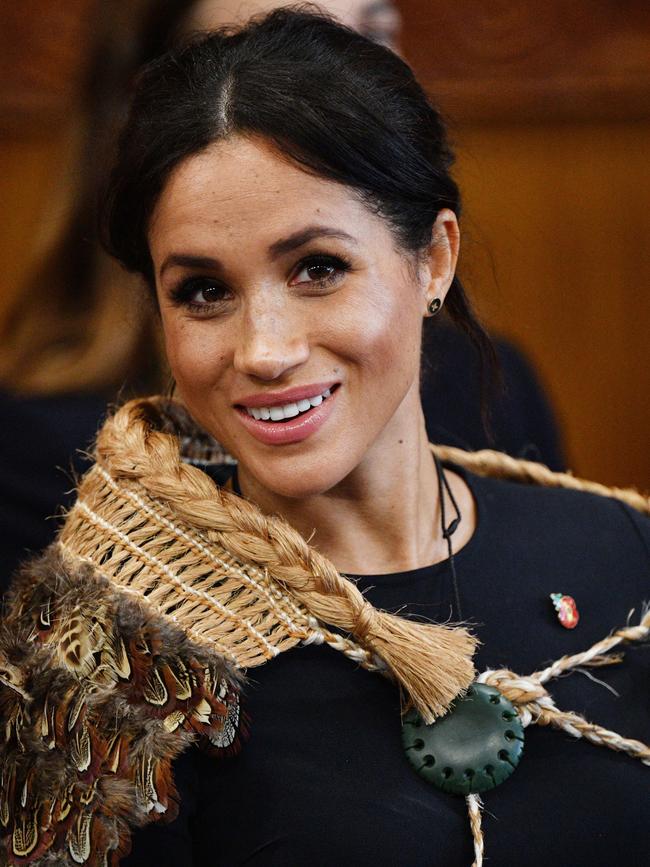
[289,253,352,289]
[169,277,231,314]
[167,251,352,315]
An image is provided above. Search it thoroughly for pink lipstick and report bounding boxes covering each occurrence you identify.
[234,383,339,445]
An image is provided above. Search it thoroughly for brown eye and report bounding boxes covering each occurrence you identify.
[305,262,335,281]
[171,277,230,309]
[187,279,227,304]
[291,254,350,286]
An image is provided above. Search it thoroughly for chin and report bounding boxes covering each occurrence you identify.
[245,455,344,500]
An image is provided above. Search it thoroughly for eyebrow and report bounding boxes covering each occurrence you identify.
[159,225,358,279]
[268,225,358,258]
[159,254,220,278]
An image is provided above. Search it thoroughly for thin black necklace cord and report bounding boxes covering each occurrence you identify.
[433,453,463,621]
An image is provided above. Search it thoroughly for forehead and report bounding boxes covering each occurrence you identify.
[149,135,378,254]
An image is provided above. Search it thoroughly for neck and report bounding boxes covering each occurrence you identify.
[237,395,475,576]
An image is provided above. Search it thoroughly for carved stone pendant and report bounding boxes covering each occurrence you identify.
[402,683,525,795]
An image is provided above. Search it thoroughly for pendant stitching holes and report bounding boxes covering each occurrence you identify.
[401,683,525,795]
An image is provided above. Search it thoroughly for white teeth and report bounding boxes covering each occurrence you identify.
[245,386,334,421]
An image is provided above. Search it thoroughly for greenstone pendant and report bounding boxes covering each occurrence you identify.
[401,682,524,795]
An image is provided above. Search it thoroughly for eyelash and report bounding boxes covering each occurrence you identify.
[169,253,352,315]
[169,278,230,314]
[293,253,352,289]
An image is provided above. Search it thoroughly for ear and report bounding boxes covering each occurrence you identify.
[418,208,460,312]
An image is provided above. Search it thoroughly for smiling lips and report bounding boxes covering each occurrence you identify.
[234,382,339,445]
[245,386,332,421]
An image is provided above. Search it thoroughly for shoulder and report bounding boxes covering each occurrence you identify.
[455,465,650,669]
[469,465,648,540]
[462,465,650,589]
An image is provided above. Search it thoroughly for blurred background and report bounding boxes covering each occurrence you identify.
[400,0,650,491]
[0,0,648,510]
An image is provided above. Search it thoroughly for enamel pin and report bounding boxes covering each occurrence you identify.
[550,593,579,629]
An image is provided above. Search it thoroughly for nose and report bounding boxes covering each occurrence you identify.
[233,296,310,382]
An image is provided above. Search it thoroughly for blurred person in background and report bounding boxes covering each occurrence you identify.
[0,2,183,590]
[0,0,563,593]
[187,0,403,44]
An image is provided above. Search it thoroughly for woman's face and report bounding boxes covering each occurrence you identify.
[149,136,457,498]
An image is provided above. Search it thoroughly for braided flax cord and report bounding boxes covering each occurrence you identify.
[432,444,650,515]
[466,794,484,867]
[60,397,476,724]
[62,464,376,672]
[461,607,650,863]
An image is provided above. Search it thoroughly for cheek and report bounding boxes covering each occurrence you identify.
[163,319,227,397]
[330,277,422,387]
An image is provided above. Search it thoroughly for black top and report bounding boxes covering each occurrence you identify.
[125,466,650,866]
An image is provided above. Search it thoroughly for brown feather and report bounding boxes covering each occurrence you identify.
[0,544,244,865]
[66,810,93,864]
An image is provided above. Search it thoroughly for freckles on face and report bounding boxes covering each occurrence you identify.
[149,135,425,497]
[164,315,226,401]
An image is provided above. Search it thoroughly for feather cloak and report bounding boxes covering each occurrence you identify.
[0,543,243,866]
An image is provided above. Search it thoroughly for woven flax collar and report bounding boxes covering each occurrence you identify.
[59,396,478,723]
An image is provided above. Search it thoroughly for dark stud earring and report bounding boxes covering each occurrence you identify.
[427,297,441,316]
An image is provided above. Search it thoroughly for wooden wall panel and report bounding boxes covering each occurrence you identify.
[454,121,650,488]
[0,0,96,323]
[399,1,650,488]
[0,0,97,135]
[399,0,650,122]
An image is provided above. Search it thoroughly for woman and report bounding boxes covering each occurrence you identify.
[0,0,564,602]
[1,10,648,866]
